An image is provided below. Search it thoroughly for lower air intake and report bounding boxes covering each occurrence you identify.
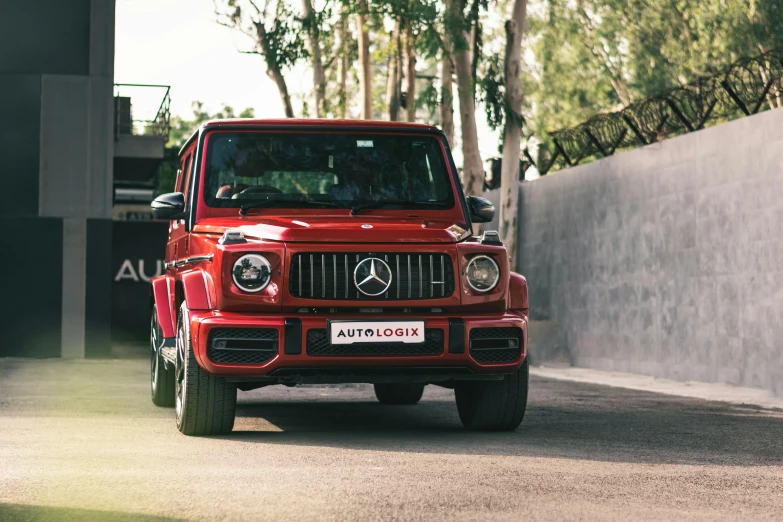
[207,328,278,365]
[469,327,522,364]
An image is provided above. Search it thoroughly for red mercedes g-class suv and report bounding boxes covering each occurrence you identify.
[149,119,529,436]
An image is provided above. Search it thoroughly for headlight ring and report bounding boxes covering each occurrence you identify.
[232,254,272,293]
[464,255,500,293]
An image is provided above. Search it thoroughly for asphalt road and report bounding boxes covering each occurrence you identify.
[1,357,782,522]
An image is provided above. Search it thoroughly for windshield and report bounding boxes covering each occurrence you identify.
[203,132,455,210]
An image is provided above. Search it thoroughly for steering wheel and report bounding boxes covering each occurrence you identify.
[236,185,282,195]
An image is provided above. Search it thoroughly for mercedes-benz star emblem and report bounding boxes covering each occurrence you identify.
[353,257,393,296]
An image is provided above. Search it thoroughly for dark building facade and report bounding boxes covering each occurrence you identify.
[0,0,116,357]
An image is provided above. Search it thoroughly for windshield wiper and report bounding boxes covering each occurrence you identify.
[350,200,444,216]
[240,198,344,215]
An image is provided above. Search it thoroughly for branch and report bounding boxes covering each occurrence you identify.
[247,0,262,15]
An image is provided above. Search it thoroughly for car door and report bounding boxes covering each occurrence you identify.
[166,152,192,273]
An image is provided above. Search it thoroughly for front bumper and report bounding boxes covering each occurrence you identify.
[189,311,527,380]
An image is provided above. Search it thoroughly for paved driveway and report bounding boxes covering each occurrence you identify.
[1,358,781,521]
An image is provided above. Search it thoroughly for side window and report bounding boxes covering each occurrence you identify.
[176,154,191,193]
[182,153,195,197]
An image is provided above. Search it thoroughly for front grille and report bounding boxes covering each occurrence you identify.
[290,253,454,300]
[207,328,278,365]
[306,328,444,356]
[469,327,522,364]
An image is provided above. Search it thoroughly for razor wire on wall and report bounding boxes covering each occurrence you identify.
[516,47,783,179]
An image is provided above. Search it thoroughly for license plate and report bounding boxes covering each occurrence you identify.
[329,320,425,345]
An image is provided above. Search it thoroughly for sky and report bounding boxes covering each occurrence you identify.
[114,0,508,168]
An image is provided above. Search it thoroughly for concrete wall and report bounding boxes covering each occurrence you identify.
[0,0,115,358]
[489,108,783,396]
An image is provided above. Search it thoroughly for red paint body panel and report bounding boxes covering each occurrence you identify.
[149,120,530,378]
[150,276,176,338]
[509,273,529,317]
[180,269,215,311]
[190,310,527,376]
[192,217,467,244]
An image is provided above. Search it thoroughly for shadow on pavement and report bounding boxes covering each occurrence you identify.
[0,504,185,522]
[226,378,783,466]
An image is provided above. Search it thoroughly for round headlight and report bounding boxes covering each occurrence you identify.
[465,255,500,293]
[232,254,272,293]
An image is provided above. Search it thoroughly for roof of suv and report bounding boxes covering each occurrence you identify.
[201,118,439,130]
[181,118,442,155]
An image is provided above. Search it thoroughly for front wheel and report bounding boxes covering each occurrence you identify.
[454,359,529,431]
[373,383,425,405]
[175,303,237,436]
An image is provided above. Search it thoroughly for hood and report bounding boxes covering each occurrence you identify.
[193,217,471,244]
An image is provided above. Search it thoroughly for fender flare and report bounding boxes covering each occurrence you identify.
[150,276,176,338]
[150,271,215,339]
[508,272,529,317]
[180,270,215,312]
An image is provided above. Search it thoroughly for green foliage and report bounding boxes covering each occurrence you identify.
[527,0,783,135]
[168,101,255,148]
[479,53,505,130]
[216,0,309,71]
[155,147,179,195]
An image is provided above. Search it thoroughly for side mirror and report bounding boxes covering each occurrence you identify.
[467,196,495,223]
[151,192,186,220]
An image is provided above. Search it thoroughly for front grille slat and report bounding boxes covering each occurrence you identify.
[309,254,314,298]
[396,255,400,298]
[429,255,434,299]
[306,328,444,356]
[407,255,412,299]
[440,256,445,297]
[290,253,454,301]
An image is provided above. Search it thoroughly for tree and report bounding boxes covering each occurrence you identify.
[526,0,783,135]
[302,0,328,117]
[355,0,373,119]
[403,23,417,121]
[214,0,308,118]
[440,42,455,146]
[385,19,403,120]
[445,0,484,198]
[498,0,527,268]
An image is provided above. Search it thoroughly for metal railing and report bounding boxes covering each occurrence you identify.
[113,84,171,140]
[519,48,783,178]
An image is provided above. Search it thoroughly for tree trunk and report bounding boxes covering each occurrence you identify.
[440,48,454,146]
[446,0,484,198]
[356,0,372,120]
[404,24,417,122]
[338,13,348,118]
[303,0,326,117]
[468,0,481,90]
[255,22,295,118]
[386,20,401,121]
[499,0,527,268]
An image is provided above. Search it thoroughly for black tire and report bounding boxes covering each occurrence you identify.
[373,383,425,405]
[454,358,529,431]
[150,306,175,407]
[175,303,237,436]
